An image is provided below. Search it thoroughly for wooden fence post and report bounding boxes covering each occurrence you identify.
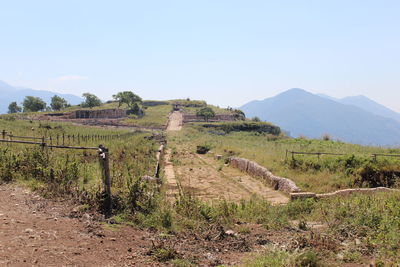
[41,136,45,150]
[2,130,5,140]
[98,145,112,218]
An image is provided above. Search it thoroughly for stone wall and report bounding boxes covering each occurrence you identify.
[183,114,236,122]
[73,109,127,119]
[229,157,301,193]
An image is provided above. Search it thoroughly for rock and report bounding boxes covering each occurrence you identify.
[214,154,222,160]
[355,238,361,245]
[24,228,34,234]
[141,175,161,184]
[225,230,236,236]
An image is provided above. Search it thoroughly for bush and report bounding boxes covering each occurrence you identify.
[201,121,281,135]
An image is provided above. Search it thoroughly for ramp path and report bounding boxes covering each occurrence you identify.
[164,111,183,199]
[163,111,289,204]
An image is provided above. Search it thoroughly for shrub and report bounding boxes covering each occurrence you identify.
[201,121,281,135]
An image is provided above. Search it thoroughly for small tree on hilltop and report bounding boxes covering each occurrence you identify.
[113,91,142,108]
[81,93,102,108]
[196,107,215,122]
[8,101,22,113]
[50,95,70,111]
[22,96,47,112]
[233,109,246,120]
[113,91,145,116]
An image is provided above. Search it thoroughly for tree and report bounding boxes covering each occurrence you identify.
[113,91,145,116]
[50,95,70,111]
[196,107,215,122]
[81,93,102,108]
[233,109,246,120]
[8,102,22,113]
[252,116,261,122]
[112,91,142,109]
[22,96,47,112]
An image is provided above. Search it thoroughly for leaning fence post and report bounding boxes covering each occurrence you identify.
[98,145,112,218]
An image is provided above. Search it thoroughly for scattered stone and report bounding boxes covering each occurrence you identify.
[225,230,236,237]
[25,228,34,234]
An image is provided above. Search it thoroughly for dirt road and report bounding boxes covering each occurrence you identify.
[164,111,184,198]
[0,184,283,267]
[0,184,163,267]
[166,111,183,131]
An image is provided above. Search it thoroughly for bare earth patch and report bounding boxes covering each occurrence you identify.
[173,148,289,204]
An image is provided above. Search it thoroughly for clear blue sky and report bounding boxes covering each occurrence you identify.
[1,0,399,111]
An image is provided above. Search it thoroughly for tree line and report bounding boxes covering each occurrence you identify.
[7,91,144,116]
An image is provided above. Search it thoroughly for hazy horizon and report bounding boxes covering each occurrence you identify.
[1,0,399,111]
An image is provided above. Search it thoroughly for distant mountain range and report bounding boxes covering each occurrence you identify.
[241,88,400,146]
[0,80,82,114]
[318,94,400,123]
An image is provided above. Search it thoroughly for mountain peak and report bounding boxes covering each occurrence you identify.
[240,89,400,146]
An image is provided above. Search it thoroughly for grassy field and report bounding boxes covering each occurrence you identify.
[169,123,400,193]
[122,104,172,128]
[0,118,158,211]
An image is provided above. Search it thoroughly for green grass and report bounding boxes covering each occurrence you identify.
[0,118,158,213]
[122,104,171,128]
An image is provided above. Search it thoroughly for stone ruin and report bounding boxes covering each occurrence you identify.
[183,114,236,122]
[229,157,301,193]
[72,109,127,119]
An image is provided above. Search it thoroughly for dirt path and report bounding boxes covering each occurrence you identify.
[164,111,183,198]
[166,111,183,131]
[0,184,286,267]
[0,184,163,267]
[173,148,289,204]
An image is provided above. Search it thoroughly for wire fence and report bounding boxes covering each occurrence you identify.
[0,130,165,217]
[286,150,400,161]
[0,133,112,217]
[1,129,135,146]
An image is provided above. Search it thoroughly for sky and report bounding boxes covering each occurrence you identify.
[1,0,400,111]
